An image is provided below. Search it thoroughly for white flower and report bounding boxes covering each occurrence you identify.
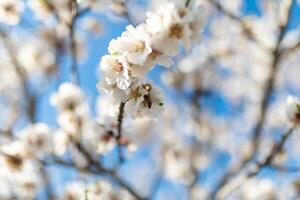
[146,3,181,56]
[126,81,164,119]
[162,143,195,185]
[56,113,83,139]
[53,130,71,156]
[109,25,152,66]
[50,83,85,112]
[286,95,300,124]
[97,0,205,119]
[0,0,24,25]
[100,55,132,90]
[146,1,205,53]
[19,123,53,158]
[18,39,56,74]
[239,178,276,200]
[27,0,54,21]
[87,180,113,199]
[96,94,119,118]
[0,141,25,172]
[14,162,42,199]
[62,181,86,200]
[63,180,135,200]
[97,80,127,103]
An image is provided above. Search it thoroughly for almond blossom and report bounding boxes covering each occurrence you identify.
[0,0,24,25]
[98,0,205,119]
[286,95,300,125]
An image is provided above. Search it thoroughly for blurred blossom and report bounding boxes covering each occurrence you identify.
[237,178,277,200]
[0,0,24,25]
[61,180,135,200]
[286,95,300,125]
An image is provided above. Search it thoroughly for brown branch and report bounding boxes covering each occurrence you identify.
[0,30,36,123]
[248,127,295,177]
[42,156,146,200]
[116,101,126,163]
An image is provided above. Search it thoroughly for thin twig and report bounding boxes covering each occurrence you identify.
[248,127,295,177]
[268,164,300,173]
[42,157,146,200]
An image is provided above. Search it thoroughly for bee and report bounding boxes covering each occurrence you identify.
[143,94,152,109]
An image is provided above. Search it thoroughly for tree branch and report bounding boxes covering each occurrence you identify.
[248,126,295,177]
[211,1,294,197]
[0,30,36,123]
[42,156,146,200]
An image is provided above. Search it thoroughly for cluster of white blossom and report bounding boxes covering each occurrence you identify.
[98,0,205,119]
[0,123,55,199]
[50,83,146,159]
[51,83,88,139]
[62,179,134,200]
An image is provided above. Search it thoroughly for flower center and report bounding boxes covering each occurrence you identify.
[169,24,183,39]
[113,63,124,73]
[5,154,23,171]
[133,41,145,52]
[4,4,16,14]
